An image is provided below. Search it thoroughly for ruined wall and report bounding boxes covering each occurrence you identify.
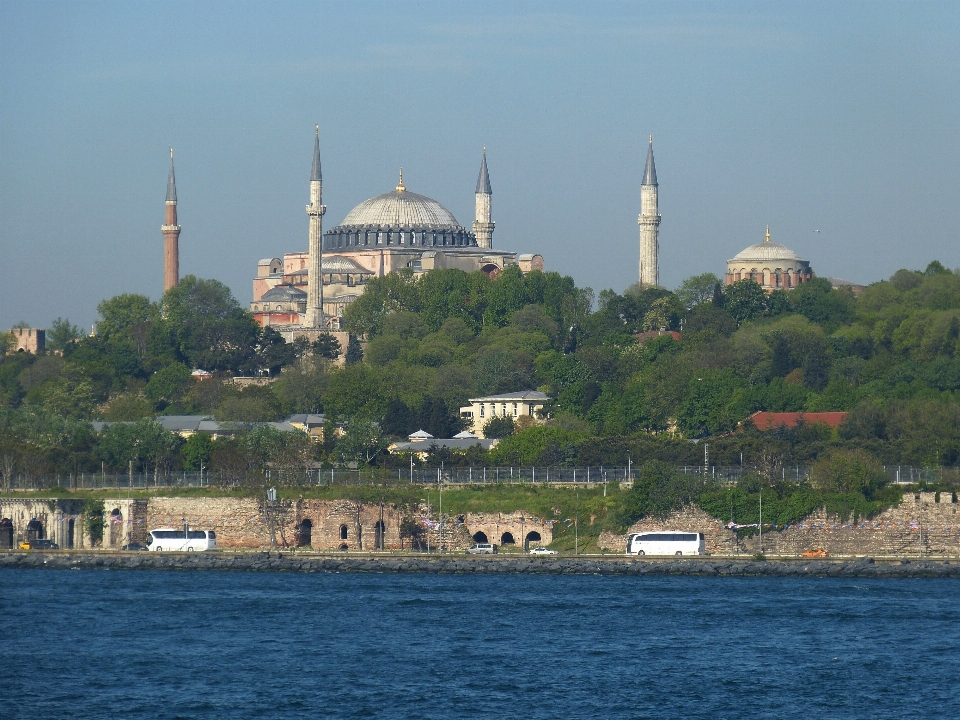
[766,492,960,557]
[0,498,88,549]
[597,493,960,557]
[146,497,265,548]
[598,505,738,554]
[462,512,554,549]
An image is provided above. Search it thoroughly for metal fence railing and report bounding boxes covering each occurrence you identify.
[2,465,956,492]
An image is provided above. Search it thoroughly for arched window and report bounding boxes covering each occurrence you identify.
[340,524,348,540]
[298,519,312,547]
[472,531,488,543]
[501,532,515,545]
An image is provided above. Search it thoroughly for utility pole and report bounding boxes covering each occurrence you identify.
[758,488,763,555]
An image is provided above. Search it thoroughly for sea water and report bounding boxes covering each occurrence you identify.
[1,569,957,719]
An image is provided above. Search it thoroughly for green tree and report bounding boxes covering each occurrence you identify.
[724,280,767,325]
[47,317,84,351]
[182,432,215,471]
[482,414,515,439]
[345,335,364,365]
[811,448,887,496]
[312,333,342,359]
[156,276,261,372]
[676,273,721,309]
[145,363,192,406]
[96,294,159,358]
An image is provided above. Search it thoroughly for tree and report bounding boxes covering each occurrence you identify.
[312,333,342,360]
[257,327,295,376]
[482,414,515,439]
[676,273,721,309]
[96,294,159,358]
[724,280,767,325]
[336,419,385,466]
[811,448,887,496]
[145,363,192,406]
[47,317,84,351]
[183,432,215,471]
[157,276,261,372]
[345,335,364,365]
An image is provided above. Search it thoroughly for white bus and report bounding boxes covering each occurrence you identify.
[148,528,217,552]
[626,531,704,556]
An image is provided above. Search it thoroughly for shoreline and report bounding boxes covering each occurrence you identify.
[2,551,959,577]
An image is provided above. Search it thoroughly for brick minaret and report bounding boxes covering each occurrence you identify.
[638,135,660,287]
[162,148,180,293]
[473,148,494,249]
[305,125,326,327]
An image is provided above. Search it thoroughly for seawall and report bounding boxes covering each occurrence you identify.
[2,552,959,578]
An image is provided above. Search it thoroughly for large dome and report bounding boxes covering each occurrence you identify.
[340,190,461,229]
[730,242,802,263]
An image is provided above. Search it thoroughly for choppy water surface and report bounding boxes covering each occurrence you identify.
[2,569,958,719]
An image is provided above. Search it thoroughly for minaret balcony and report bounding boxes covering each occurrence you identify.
[306,204,326,216]
[161,224,181,232]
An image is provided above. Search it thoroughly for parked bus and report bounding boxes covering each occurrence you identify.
[626,531,704,556]
[148,528,217,552]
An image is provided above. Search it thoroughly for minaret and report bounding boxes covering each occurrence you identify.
[473,148,494,249]
[162,148,181,293]
[305,125,326,328]
[638,135,660,287]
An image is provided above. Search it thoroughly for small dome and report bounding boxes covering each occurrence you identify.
[730,242,802,263]
[340,190,461,229]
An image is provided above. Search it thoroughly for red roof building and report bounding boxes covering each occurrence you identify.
[745,411,848,431]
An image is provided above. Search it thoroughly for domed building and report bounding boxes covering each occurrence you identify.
[252,136,543,332]
[725,227,812,291]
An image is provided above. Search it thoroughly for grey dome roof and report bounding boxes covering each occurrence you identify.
[730,242,803,263]
[339,189,462,229]
[261,285,306,301]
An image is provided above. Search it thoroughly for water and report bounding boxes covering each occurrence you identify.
[1,570,957,719]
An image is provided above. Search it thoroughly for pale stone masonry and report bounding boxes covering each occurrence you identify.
[638,135,660,287]
[305,125,327,327]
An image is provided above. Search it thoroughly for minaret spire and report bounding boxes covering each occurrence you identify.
[305,126,326,328]
[473,147,494,248]
[638,135,661,287]
[162,147,181,292]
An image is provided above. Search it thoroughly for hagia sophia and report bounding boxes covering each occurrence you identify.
[156,129,827,342]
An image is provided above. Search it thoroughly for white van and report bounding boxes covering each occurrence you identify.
[626,531,704,556]
[148,528,217,552]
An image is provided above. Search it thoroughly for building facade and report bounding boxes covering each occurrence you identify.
[725,227,812,291]
[459,391,550,438]
[251,134,543,329]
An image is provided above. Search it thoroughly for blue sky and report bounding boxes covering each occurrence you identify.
[2,1,958,331]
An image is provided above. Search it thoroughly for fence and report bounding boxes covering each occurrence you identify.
[2,465,955,492]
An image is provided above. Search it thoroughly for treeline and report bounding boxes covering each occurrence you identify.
[2,261,960,484]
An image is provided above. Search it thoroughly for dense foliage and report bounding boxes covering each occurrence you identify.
[2,262,959,496]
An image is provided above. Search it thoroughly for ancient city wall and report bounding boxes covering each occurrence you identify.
[597,492,960,556]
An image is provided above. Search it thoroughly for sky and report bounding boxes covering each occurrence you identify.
[2,1,959,331]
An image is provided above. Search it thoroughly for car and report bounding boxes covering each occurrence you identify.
[19,538,59,550]
[801,548,828,558]
[465,543,497,554]
[529,546,558,555]
[120,542,148,551]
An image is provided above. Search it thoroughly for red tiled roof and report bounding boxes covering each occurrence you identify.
[746,411,848,431]
[634,330,681,344]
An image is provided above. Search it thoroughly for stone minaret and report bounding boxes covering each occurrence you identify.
[473,148,494,249]
[162,148,181,293]
[638,135,660,287]
[305,125,326,328]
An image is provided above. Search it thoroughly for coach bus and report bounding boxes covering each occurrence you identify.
[148,528,217,552]
[626,531,704,556]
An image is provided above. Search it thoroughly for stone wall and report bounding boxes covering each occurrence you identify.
[462,511,554,549]
[0,498,89,548]
[763,492,960,557]
[597,493,960,557]
[599,505,739,554]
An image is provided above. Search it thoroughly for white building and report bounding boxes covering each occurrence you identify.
[459,391,550,438]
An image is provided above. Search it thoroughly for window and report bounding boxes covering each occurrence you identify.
[340,525,348,540]
[479,405,485,418]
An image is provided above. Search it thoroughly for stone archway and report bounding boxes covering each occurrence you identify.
[297,519,312,547]
[501,531,515,546]
[525,531,542,550]
[472,531,488,543]
[374,520,385,551]
[26,518,43,541]
[0,518,12,549]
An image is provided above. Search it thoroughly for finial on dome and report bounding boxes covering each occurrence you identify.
[396,168,406,193]
[315,124,319,137]
[170,147,174,159]
[765,225,771,243]
[649,134,653,143]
